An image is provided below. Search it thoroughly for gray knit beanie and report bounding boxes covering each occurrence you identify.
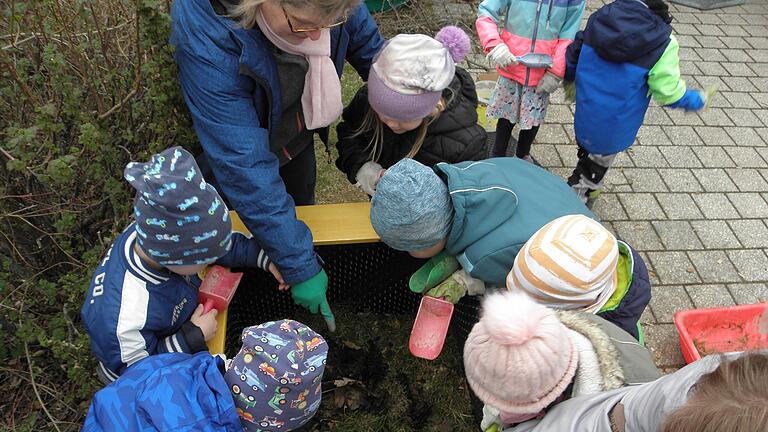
[370,158,454,252]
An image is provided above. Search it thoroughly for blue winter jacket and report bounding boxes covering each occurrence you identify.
[81,224,271,382]
[83,352,242,431]
[565,0,702,155]
[170,0,383,284]
[437,158,594,284]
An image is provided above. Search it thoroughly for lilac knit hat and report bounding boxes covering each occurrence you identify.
[463,292,578,415]
[368,26,470,121]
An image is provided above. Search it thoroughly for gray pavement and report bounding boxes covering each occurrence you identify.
[442,0,768,368]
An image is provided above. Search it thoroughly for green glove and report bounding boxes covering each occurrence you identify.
[425,273,466,304]
[409,251,460,294]
[291,269,336,332]
[563,80,576,103]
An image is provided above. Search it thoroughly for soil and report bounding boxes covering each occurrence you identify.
[293,308,476,432]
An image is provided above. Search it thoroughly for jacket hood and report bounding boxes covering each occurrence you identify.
[583,0,672,63]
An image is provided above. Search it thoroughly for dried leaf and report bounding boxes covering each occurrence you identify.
[333,377,359,388]
[342,340,362,350]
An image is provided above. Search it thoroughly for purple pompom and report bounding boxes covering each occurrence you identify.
[435,26,470,63]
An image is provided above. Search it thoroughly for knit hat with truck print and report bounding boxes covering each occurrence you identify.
[368,26,470,121]
[463,292,578,416]
[507,214,619,313]
[124,146,232,266]
[224,320,327,432]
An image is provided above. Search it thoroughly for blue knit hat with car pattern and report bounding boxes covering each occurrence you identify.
[224,320,327,432]
[124,146,232,266]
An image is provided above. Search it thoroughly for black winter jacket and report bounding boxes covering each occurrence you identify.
[335,67,488,183]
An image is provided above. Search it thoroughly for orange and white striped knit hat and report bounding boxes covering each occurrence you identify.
[506,215,619,313]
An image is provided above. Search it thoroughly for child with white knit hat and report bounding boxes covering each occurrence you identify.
[336,26,488,196]
[507,214,651,340]
[463,291,660,431]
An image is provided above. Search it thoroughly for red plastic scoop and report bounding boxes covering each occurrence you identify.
[409,296,454,360]
[198,265,243,313]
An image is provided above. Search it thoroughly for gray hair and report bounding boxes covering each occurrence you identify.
[231,0,360,29]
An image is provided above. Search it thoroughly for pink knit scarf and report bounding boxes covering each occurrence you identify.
[256,8,343,130]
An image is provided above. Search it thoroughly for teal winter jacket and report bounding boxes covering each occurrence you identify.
[437,158,593,284]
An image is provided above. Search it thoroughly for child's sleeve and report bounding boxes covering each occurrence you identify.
[550,0,586,78]
[564,31,584,82]
[335,88,374,184]
[215,232,271,271]
[648,35,704,111]
[155,321,207,354]
[476,0,510,52]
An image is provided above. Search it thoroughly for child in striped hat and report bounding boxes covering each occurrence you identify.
[506,214,651,341]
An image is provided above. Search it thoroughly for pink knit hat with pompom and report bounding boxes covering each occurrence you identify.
[368,26,470,121]
[463,292,578,415]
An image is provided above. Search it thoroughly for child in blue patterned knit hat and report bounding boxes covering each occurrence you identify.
[82,320,328,432]
[81,146,286,385]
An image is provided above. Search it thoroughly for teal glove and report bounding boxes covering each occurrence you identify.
[409,251,460,294]
[291,269,336,332]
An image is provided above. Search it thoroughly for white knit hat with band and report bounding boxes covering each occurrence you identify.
[506,215,619,313]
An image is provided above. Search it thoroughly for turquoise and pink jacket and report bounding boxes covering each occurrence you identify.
[476,0,586,86]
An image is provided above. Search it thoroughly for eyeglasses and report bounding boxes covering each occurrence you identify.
[282,6,348,33]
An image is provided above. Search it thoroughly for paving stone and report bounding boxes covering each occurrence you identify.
[640,306,656,325]
[614,221,663,251]
[591,193,628,222]
[604,167,630,189]
[676,34,702,48]
[729,220,768,249]
[655,193,704,220]
[724,146,767,167]
[663,126,702,146]
[696,107,735,127]
[721,62,758,77]
[695,35,726,49]
[697,61,729,76]
[645,324,686,368]
[662,146,702,167]
[636,125,671,146]
[747,37,768,49]
[722,92,761,109]
[617,193,666,220]
[679,61,701,77]
[531,144,562,167]
[724,76,759,92]
[694,47,727,62]
[748,62,768,77]
[689,251,742,283]
[626,145,667,168]
[675,12,700,24]
[693,168,739,192]
[554,145,577,169]
[725,127,766,146]
[666,109,704,126]
[729,193,768,218]
[686,284,736,308]
[545,104,572,125]
[659,168,702,192]
[695,126,736,146]
[691,220,742,249]
[695,75,731,92]
[695,24,724,36]
[692,193,741,219]
[720,36,753,49]
[675,23,700,35]
[644,106,673,125]
[719,15,749,26]
[650,285,693,324]
[612,151,634,168]
[694,147,736,167]
[535,124,568,144]
[721,49,754,63]
[727,168,768,191]
[648,251,701,284]
[728,283,768,304]
[724,108,765,127]
[653,221,703,250]
[728,249,768,282]
[748,49,768,62]
[620,168,668,192]
[750,77,768,90]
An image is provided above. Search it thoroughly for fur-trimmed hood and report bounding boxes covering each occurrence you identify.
[558,310,661,396]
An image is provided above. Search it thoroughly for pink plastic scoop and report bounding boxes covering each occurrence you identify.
[409,296,454,360]
[198,265,243,313]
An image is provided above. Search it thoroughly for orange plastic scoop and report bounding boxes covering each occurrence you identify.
[198,265,243,313]
[409,296,454,360]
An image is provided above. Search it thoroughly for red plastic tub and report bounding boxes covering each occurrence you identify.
[674,302,768,364]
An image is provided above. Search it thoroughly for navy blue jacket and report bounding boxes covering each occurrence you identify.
[81,224,271,382]
[170,0,383,284]
[566,0,701,154]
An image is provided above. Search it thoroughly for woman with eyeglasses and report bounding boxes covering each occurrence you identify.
[170,0,383,330]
